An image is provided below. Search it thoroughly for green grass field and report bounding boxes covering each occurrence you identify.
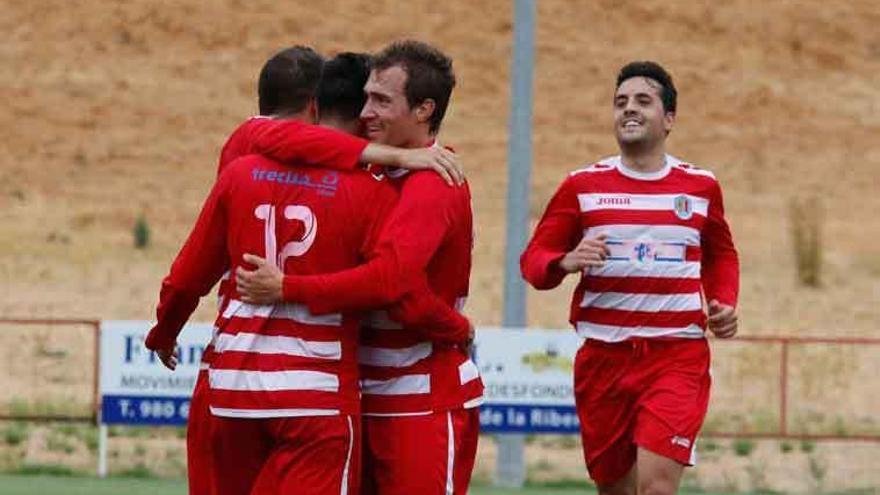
[0,475,602,495]
[0,475,770,495]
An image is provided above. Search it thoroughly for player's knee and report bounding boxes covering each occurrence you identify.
[597,486,635,495]
[597,474,636,495]
[639,477,678,495]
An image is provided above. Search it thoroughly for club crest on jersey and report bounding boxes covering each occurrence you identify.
[673,195,693,220]
[630,241,656,267]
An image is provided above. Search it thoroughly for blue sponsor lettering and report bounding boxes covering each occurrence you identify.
[102,395,191,426]
[251,168,338,196]
[479,404,581,434]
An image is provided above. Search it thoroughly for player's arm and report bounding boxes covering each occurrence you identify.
[145,175,231,367]
[520,177,588,290]
[387,283,472,345]
[236,176,470,342]
[282,172,457,313]
[701,181,740,338]
[250,119,463,185]
[346,175,470,343]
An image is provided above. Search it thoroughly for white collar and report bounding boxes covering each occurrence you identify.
[611,154,679,181]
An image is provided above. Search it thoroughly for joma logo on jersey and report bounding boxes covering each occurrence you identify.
[597,197,631,206]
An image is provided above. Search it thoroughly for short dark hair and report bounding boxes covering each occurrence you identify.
[318,52,371,122]
[616,61,677,113]
[258,46,324,116]
[372,40,455,134]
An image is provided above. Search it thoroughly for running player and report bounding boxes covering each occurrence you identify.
[521,61,739,495]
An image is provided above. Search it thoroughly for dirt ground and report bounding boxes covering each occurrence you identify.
[1,0,879,492]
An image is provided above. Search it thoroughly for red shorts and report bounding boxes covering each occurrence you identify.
[361,408,480,495]
[211,414,360,495]
[574,338,711,486]
[187,369,213,495]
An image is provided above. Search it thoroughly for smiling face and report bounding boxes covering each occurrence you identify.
[613,76,675,149]
[360,65,425,147]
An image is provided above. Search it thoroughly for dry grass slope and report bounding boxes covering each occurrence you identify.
[2,0,879,335]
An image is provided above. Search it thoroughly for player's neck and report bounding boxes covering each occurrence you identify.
[273,109,314,123]
[399,131,435,149]
[619,144,667,174]
[319,116,358,135]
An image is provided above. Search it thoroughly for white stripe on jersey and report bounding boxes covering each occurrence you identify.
[363,411,434,417]
[361,374,430,396]
[209,369,339,392]
[223,299,343,326]
[577,193,709,217]
[581,292,703,312]
[445,411,455,495]
[458,360,480,385]
[358,342,432,368]
[584,224,700,246]
[209,406,339,418]
[214,332,341,360]
[588,260,701,279]
[341,416,354,495]
[576,321,705,342]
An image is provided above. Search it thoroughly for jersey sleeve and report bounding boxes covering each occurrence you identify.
[282,172,456,313]
[217,120,256,176]
[248,119,369,171]
[387,281,471,344]
[701,181,740,306]
[145,174,232,351]
[520,176,583,290]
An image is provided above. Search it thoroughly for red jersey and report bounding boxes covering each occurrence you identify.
[217,116,369,176]
[521,154,739,342]
[231,122,482,415]
[146,153,397,418]
[199,116,371,368]
[281,167,483,415]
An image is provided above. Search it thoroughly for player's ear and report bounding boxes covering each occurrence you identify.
[663,111,675,135]
[414,98,436,126]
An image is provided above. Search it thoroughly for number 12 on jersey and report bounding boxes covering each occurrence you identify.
[254,204,317,268]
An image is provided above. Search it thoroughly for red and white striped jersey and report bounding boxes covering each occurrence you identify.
[358,169,482,416]
[146,153,397,419]
[521,154,739,342]
[197,116,370,371]
[280,168,484,416]
[359,297,480,417]
[240,123,485,417]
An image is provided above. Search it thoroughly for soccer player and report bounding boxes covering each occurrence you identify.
[152,46,466,495]
[236,40,482,495]
[520,61,739,495]
[145,47,469,495]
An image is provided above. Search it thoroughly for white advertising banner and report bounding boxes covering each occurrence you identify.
[473,327,583,433]
[98,320,213,425]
